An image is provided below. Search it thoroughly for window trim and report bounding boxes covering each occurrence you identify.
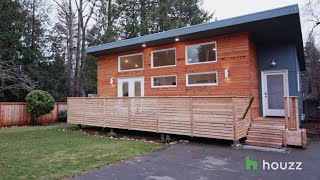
[118,53,144,72]
[186,71,218,87]
[185,41,218,65]
[151,74,177,88]
[151,47,176,69]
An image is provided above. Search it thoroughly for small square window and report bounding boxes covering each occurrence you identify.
[119,53,143,71]
[152,48,176,68]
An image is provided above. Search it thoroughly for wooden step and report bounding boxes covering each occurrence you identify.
[253,117,285,121]
[251,121,285,126]
[246,135,283,143]
[249,127,283,133]
[247,131,283,138]
[250,124,285,129]
[245,140,283,149]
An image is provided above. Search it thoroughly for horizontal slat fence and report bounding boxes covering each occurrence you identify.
[68,97,252,141]
[0,102,67,126]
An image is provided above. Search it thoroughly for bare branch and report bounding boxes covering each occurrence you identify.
[0,61,36,94]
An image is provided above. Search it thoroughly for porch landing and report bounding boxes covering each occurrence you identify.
[245,117,285,149]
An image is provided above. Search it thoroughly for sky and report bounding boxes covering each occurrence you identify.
[202,0,300,20]
[201,0,311,42]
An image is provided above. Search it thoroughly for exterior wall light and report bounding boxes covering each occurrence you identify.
[142,43,146,48]
[224,69,229,77]
[270,60,277,67]
[175,37,180,42]
[110,77,114,85]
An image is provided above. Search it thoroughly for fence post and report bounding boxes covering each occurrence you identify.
[104,98,106,127]
[83,98,86,123]
[294,97,300,129]
[288,96,299,130]
[56,102,59,122]
[190,97,194,137]
[156,97,159,133]
[128,98,131,130]
[284,97,288,129]
[232,97,237,141]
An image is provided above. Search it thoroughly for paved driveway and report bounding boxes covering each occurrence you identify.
[70,141,320,180]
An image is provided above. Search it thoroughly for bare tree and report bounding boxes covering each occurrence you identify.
[74,0,97,96]
[303,0,320,37]
[53,0,77,96]
[0,61,36,95]
[53,0,97,97]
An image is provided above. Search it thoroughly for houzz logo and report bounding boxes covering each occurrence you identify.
[245,156,302,170]
[246,156,258,170]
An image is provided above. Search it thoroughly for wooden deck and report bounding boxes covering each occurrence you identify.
[67,96,253,141]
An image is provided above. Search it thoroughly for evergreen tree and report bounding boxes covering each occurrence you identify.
[0,0,26,62]
[151,0,213,32]
[0,0,32,101]
[303,35,320,101]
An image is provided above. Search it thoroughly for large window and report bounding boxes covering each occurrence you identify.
[151,48,176,68]
[118,53,143,72]
[186,72,218,86]
[152,75,177,88]
[186,42,217,64]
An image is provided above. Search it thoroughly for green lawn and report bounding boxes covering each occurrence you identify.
[0,124,166,180]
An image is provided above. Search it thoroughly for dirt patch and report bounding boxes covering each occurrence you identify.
[63,127,164,144]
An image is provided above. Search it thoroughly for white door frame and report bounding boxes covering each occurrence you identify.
[261,70,289,117]
[118,76,144,97]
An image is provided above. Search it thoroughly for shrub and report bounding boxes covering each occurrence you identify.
[25,90,55,124]
[58,110,67,122]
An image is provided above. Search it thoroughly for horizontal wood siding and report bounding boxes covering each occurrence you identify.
[234,97,252,140]
[0,102,67,126]
[248,38,260,118]
[97,32,259,103]
[68,96,252,141]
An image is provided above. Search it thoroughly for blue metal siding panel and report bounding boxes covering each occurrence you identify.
[257,43,302,117]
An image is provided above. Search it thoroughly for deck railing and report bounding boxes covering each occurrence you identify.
[67,96,253,141]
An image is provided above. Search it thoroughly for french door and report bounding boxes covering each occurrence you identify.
[118,77,144,97]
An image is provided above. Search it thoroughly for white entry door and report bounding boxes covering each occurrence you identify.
[118,77,144,97]
[261,70,289,117]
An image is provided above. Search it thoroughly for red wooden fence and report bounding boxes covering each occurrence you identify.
[0,102,67,127]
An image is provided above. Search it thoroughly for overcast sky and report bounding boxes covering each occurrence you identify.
[202,0,300,20]
[201,0,312,42]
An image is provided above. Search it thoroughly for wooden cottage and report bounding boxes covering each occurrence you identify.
[68,5,307,148]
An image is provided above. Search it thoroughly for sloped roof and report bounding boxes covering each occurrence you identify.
[87,4,304,70]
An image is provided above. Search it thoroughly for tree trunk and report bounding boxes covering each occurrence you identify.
[67,0,74,97]
[74,0,82,97]
[107,0,112,33]
[140,0,148,36]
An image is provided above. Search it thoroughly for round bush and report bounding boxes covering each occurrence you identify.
[25,90,55,121]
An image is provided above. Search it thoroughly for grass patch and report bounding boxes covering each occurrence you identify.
[0,124,166,179]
